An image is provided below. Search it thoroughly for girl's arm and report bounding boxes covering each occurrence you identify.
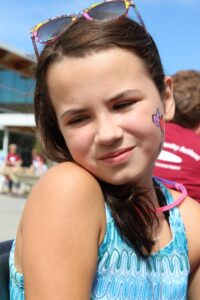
[22,162,106,300]
[188,264,200,299]
[177,193,200,298]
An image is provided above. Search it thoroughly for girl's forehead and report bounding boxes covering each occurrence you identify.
[47,48,148,95]
[50,47,146,72]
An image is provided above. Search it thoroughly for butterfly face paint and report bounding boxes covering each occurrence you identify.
[152,108,165,152]
[152,108,164,134]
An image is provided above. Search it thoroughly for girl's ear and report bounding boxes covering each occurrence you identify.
[163,76,175,121]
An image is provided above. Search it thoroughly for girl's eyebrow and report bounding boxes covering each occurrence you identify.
[61,108,87,119]
[61,89,142,118]
[106,89,143,102]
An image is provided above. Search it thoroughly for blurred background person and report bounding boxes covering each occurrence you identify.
[2,143,22,194]
[29,148,48,177]
[154,70,200,203]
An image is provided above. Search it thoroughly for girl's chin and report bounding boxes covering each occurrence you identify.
[97,175,135,186]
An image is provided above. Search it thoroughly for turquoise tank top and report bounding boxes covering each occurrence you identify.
[9,180,189,299]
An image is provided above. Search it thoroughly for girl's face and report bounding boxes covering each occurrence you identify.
[47,48,174,185]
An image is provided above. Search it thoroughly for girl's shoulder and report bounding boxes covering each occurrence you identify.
[30,161,105,205]
[22,162,106,241]
[170,189,200,271]
[169,188,200,217]
[41,161,99,185]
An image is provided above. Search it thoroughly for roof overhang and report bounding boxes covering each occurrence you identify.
[0,44,36,77]
[0,113,35,127]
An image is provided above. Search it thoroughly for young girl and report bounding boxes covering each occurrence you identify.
[9,1,200,299]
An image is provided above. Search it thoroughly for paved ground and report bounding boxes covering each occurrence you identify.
[0,193,26,242]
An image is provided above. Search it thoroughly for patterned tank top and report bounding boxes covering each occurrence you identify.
[9,180,189,300]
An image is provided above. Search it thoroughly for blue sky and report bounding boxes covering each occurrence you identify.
[0,0,199,75]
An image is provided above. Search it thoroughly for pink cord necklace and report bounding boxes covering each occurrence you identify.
[153,177,187,213]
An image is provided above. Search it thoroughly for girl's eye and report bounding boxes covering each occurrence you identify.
[113,100,134,110]
[68,115,90,126]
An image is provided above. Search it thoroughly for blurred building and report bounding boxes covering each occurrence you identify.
[0,44,36,166]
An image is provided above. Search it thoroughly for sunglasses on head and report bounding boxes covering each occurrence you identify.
[30,0,145,59]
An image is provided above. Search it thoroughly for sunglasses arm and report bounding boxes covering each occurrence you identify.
[31,35,40,60]
[130,1,146,29]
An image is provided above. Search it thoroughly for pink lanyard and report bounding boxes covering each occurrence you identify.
[153,177,187,213]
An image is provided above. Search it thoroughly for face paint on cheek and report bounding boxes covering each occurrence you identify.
[152,108,164,134]
[152,108,165,152]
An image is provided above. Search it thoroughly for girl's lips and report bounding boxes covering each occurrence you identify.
[99,147,134,160]
[99,147,134,164]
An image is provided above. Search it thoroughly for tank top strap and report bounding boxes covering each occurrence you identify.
[153,176,187,213]
[98,203,116,259]
[153,177,188,237]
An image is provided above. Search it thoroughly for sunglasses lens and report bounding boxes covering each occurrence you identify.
[88,1,126,20]
[37,16,73,42]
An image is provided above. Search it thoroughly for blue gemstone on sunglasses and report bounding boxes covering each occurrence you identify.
[88,1,126,20]
[37,16,73,42]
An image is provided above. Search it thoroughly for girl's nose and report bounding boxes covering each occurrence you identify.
[94,116,123,146]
